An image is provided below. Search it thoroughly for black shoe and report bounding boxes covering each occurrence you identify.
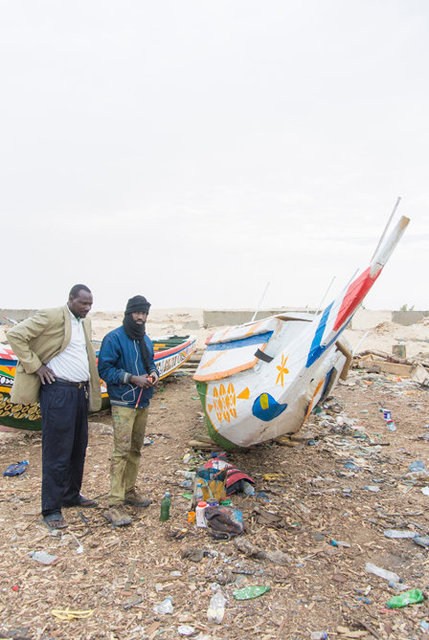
[42,513,68,529]
[63,494,98,508]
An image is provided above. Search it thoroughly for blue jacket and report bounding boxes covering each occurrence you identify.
[98,326,158,408]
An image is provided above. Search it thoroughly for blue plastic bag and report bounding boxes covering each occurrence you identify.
[3,461,29,477]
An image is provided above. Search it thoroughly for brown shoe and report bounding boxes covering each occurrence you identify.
[105,507,132,527]
[124,490,152,508]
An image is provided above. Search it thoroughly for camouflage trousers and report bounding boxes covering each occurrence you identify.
[109,405,149,505]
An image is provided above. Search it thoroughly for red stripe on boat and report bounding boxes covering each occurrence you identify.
[154,339,193,360]
[333,267,380,331]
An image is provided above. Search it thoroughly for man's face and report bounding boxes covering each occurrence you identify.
[68,290,93,318]
[131,311,148,325]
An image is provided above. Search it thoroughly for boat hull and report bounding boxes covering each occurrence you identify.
[195,315,349,450]
[194,215,409,449]
[0,335,196,430]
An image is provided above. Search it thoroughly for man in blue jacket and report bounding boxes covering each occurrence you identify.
[98,295,159,527]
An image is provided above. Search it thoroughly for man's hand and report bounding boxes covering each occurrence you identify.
[130,374,153,389]
[149,371,159,386]
[36,365,56,385]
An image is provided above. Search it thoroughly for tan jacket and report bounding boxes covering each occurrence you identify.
[7,305,102,412]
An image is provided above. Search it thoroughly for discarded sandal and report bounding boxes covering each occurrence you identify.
[105,507,132,527]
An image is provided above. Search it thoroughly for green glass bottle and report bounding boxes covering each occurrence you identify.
[159,492,171,521]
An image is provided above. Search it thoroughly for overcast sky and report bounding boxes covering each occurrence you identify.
[1,0,428,313]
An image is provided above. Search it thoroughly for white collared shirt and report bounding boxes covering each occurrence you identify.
[47,307,90,382]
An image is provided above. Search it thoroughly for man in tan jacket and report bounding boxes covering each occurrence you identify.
[7,284,102,530]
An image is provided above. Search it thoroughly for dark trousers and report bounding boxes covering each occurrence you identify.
[39,381,89,516]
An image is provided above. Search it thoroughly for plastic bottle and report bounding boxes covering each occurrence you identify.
[196,500,207,527]
[242,481,255,496]
[193,477,204,502]
[207,591,226,624]
[159,492,171,521]
[3,461,29,477]
[365,562,401,583]
[384,529,418,539]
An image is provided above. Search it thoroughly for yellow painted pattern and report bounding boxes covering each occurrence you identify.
[211,383,237,423]
[275,353,290,386]
[259,393,269,410]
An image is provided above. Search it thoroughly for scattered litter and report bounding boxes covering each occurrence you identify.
[365,562,401,584]
[233,585,270,600]
[330,540,351,547]
[344,461,359,470]
[178,625,197,636]
[413,536,429,548]
[383,529,418,539]
[386,589,424,608]
[336,627,367,638]
[51,607,94,620]
[123,595,143,610]
[408,460,426,472]
[311,633,328,640]
[421,487,429,495]
[205,505,244,539]
[30,551,60,565]
[181,548,206,563]
[242,480,255,495]
[379,408,396,431]
[159,491,171,522]
[154,596,174,615]
[256,491,270,501]
[263,473,283,481]
[365,485,380,492]
[143,437,153,446]
[207,590,227,624]
[265,550,292,565]
[234,537,266,559]
[3,461,28,477]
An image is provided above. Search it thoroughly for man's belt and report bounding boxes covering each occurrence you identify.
[54,377,89,389]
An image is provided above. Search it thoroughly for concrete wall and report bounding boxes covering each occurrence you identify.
[392,310,429,326]
[0,309,37,324]
[203,307,429,329]
[203,308,315,327]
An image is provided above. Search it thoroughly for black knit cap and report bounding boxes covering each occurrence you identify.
[125,295,151,315]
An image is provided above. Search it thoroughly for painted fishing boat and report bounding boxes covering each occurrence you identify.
[194,215,410,450]
[0,334,197,430]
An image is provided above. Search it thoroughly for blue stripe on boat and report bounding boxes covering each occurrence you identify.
[206,331,273,351]
[306,303,333,367]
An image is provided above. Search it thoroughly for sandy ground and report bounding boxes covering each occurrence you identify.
[0,309,429,640]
